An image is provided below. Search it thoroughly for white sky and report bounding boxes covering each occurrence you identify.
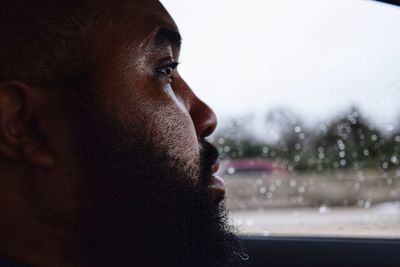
[161,0,400,129]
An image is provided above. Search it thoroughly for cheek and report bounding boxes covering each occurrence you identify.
[145,101,201,176]
[113,87,201,178]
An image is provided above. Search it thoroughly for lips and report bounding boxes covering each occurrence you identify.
[209,161,226,203]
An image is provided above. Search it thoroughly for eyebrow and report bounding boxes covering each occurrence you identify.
[152,26,182,50]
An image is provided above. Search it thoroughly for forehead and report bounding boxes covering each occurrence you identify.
[101,0,179,44]
[89,1,180,65]
[87,1,180,90]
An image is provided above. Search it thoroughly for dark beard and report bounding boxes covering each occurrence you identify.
[66,93,245,267]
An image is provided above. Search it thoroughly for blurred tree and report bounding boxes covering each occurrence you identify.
[213,107,399,173]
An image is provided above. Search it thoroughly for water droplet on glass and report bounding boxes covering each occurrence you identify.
[262,230,271,236]
[289,180,296,187]
[259,187,266,194]
[337,139,345,150]
[228,167,236,175]
[294,126,302,133]
[371,134,378,141]
[298,186,305,194]
[387,124,394,132]
[382,162,389,169]
[395,136,400,143]
[239,253,250,261]
[318,205,329,214]
[391,156,398,164]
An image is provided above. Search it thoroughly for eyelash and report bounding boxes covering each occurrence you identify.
[156,61,179,80]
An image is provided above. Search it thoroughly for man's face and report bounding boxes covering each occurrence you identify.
[73,0,224,191]
[58,1,242,266]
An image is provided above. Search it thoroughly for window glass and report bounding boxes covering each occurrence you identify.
[162,0,400,238]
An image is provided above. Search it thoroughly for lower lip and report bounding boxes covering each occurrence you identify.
[210,175,226,200]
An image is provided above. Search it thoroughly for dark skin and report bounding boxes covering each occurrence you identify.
[0,1,221,266]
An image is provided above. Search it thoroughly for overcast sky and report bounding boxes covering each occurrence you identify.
[161,0,400,130]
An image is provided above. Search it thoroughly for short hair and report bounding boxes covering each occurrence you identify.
[0,0,94,89]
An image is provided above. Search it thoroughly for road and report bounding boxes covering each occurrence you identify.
[229,201,400,238]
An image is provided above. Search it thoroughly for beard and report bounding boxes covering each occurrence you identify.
[65,92,245,267]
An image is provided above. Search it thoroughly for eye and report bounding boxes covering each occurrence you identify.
[156,61,179,79]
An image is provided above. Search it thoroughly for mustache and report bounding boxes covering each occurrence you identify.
[199,140,219,179]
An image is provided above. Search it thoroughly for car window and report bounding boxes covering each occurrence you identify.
[162,0,400,239]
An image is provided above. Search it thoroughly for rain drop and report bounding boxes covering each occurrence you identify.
[259,187,266,194]
[382,162,389,169]
[318,205,329,214]
[262,230,271,236]
[298,186,305,194]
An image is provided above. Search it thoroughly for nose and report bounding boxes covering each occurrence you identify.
[175,79,217,139]
[190,97,218,139]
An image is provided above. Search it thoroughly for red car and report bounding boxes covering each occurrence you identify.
[218,159,286,176]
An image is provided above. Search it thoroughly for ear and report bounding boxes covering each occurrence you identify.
[0,81,56,169]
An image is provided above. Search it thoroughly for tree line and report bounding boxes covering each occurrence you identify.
[213,107,400,172]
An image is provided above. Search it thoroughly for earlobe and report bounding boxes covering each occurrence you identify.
[21,138,56,169]
[0,81,57,169]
